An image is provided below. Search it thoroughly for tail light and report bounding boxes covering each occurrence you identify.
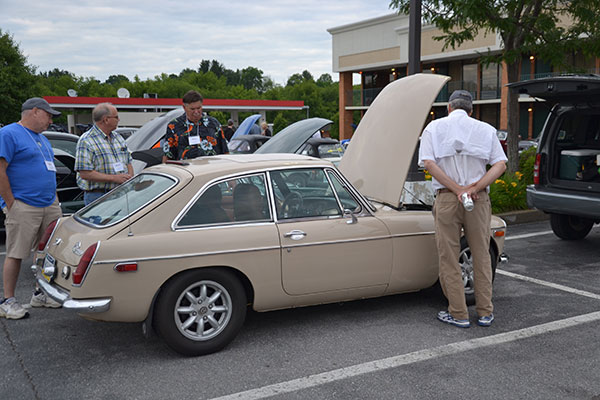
[73,242,99,285]
[38,219,59,251]
[533,153,541,185]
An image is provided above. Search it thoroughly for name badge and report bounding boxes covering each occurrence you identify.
[113,162,126,173]
[45,161,56,172]
[189,135,201,145]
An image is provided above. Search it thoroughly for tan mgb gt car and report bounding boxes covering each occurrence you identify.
[33,74,507,356]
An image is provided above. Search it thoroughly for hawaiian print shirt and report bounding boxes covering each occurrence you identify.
[163,113,228,160]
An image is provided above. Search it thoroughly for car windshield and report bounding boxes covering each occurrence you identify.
[48,138,77,157]
[228,139,250,153]
[75,173,177,227]
[318,143,345,158]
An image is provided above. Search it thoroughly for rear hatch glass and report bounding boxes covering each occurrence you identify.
[75,173,178,227]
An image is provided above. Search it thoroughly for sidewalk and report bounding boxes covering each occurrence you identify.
[494,209,549,226]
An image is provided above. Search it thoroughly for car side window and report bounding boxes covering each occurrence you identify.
[178,174,270,227]
[270,168,346,220]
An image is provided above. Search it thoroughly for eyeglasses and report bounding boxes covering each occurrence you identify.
[107,115,120,120]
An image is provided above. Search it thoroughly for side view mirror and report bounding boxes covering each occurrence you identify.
[344,209,358,225]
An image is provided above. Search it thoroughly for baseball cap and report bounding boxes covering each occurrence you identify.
[227,119,234,125]
[21,97,61,116]
[448,90,473,103]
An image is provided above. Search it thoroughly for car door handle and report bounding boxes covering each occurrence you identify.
[284,230,307,240]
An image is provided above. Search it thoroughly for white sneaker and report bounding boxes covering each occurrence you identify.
[0,298,29,319]
[30,291,62,308]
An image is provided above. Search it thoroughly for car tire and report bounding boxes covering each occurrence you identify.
[458,237,497,306]
[154,268,247,356]
[550,213,594,240]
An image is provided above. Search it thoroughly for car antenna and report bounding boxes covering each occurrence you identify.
[124,185,134,236]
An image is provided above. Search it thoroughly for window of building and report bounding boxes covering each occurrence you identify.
[462,63,478,99]
[481,63,501,100]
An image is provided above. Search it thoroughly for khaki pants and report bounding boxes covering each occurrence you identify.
[5,198,62,260]
[433,192,493,320]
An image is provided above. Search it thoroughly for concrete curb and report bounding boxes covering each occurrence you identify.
[494,209,549,226]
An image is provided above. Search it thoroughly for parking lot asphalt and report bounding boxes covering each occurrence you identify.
[1,218,599,400]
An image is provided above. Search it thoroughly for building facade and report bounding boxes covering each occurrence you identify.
[328,13,600,141]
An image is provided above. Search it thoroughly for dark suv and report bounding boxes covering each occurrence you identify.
[510,75,600,240]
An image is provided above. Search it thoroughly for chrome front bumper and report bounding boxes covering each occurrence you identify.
[32,264,111,313]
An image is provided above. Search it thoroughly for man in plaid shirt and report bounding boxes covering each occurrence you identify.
[75,103,133,205]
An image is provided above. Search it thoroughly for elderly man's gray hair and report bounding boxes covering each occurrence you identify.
[92,103,114,122]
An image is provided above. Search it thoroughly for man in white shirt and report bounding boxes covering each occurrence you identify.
[418,90,507,328]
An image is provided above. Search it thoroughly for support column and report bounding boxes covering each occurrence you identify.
[499,61,510,130]
[338,71,354,141]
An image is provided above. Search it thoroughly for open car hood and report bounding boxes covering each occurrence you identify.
[231,114,262,139]
[508,75,600,105]
[255,117,332,154]
[126,108,184,152]
[338,73,449,208]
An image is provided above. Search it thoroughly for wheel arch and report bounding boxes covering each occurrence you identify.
[146,265,255,334]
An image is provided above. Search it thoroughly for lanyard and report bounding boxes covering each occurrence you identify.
[20,124,53,162]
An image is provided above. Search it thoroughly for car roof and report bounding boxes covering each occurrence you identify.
[42,131,80,141]
[144,153,330,182]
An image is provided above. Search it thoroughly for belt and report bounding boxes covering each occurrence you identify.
[85,189,110,193]
[436,188,452,194]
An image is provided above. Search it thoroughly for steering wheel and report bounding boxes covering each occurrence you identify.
[282,191,303,218]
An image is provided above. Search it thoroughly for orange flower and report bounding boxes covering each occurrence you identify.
[207,136,217,146]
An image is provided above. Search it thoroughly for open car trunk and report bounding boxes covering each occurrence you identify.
[544,106,600,193]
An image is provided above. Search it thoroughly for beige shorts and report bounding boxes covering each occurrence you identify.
[4,198,62,260]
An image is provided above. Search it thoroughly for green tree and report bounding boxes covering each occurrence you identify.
[390,0,600,172]
[105,74,130,85]
[0,29,36,124]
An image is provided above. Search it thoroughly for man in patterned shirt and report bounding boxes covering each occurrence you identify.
[75,103,133,205]
[162,90,228,161]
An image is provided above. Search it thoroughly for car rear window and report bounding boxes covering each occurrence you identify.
[75,173,177,227]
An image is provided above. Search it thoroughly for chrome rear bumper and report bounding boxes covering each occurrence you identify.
[32,265,111,313]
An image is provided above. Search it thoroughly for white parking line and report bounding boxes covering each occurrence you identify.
[497,269,600,300]
[505,230,553,241]
[208,311,600,400]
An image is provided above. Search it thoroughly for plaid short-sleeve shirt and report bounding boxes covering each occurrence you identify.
[75,125,133,191]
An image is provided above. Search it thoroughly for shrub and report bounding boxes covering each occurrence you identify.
[489,149,536,213]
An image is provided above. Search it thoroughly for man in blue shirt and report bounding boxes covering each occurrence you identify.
[0,98,63,319]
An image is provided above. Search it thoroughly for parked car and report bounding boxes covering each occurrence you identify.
[255,117,345,165]
[228,134,270,154]
[33,74,507,356]
[496,129,539,155]
[496,130,508,153]
[510,75,600,240]
[114,127,138,140]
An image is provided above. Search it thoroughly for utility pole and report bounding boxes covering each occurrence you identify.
[406,0,424,182]
[408,0,421,75]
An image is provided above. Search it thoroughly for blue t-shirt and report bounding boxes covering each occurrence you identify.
[0,123,57,208]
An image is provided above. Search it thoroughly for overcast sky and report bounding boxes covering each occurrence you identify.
[1,1,395,86]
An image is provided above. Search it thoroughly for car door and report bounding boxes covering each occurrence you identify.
[270,167,392,295]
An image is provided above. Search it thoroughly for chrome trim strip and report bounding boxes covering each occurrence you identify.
[74,172,179,229]
[42,217,61,252]
[282,235,391,249]
[389,231,436,238]
[93,245,282,264]
[36,274,111,313]
[174,220,276,232]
